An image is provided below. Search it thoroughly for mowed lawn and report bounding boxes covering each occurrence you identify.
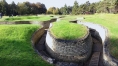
[83,14,118,58]
[0,25,52,66]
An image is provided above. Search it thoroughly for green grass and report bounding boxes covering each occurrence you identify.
[0,15,52,22]
[60,15,78,21]
[0,25,52,66]
[1,14,118,65]
[50,21,87,40]
[83,14,118,58]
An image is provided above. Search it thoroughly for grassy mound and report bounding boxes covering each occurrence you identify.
[0,25,52,66]
[50,21,87,40]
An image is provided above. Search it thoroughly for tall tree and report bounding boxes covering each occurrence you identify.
[68,6,72,14]
[101,0,118,13]
[17,2,29,15]
[0,0,8,15]
[10,1,17,15]
[47,7,56,14]
[24,2,31,14]
[89,3,97,14]
[59,4,69,15]
[114,0,118,13]
[35,2,47,14]
[72,1,79,15]
[40,3,47,14]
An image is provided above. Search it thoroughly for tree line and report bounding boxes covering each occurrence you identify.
[0,0,118,16]
[47,0,118,15]
[0,0,47,16]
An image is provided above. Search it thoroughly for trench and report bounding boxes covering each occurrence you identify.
[0,16,117,66]
[34,29,104,66]
[0,18,57,25]
[32,19,107,66]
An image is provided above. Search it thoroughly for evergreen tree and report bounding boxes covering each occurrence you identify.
[72,1,79,15]
[10,1,17,16]
[0,0,8,15]
[59,4,69,15]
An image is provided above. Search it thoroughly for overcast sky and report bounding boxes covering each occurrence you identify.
[6,0,100,9]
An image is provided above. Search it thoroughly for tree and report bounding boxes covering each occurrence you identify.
[47,7,56,14]
[67,6,72,14]
[72,1,79,15]
[59,4,69,15]
[96,1,105,13]
[100,0,118,13]
[24,2,32,14]
[17,2,29,15]
[89,3,97,14]
[30,2,47,15]
[53,8,60,15]
[0,0,8,15]
[63,4,69,15]
[40,3,47,14]
[9,1,17,16]
[114,0,118,13]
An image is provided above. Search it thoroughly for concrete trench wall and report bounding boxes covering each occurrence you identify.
[77,21,118,66]
[39,18,56,28]
[0,21,37,24]
[31,27,45,45]
[0,18,57,25]
[31,18,57,45]
[45,23,93,63]
[31,18,57,64]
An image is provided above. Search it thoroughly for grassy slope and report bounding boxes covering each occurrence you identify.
[83,14,118,58]
[50,21,87,40]
[0,25,52,66]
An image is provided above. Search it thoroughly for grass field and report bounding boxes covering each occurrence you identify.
[0,15,52,22]
[50,21,87,40]
[0,24,52,66]
[83,14,118,58]
[0,14,118,65]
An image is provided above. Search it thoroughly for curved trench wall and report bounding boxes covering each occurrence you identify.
[69,20,77,23]
[31,18,57,46]
[31,18,57,64]
[45,23,93,63]
[31,27,45,45]
[0,21,40,24]
[77,21,118,66]
[0,18,57,26]
[39,18,57,28]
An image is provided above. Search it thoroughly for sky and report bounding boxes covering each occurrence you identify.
[6,0,100,9]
